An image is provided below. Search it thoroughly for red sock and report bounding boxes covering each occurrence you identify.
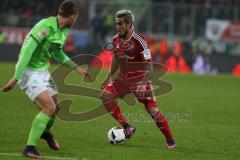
[155,111,174,142]
[103,99,128,126]
[145,101,174,142]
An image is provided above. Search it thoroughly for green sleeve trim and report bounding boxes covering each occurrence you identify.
[30,34,40,45]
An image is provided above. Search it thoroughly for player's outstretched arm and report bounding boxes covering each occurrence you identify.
[52,50,92,81]
[1,36,38,92]
[75,66,92,81]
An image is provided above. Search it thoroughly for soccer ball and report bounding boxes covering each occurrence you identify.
[107,127,126,144]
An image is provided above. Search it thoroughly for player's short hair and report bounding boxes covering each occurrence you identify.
[116,10,135,25]
[58,0,79,17]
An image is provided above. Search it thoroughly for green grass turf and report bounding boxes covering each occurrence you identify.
[0,62,240,160]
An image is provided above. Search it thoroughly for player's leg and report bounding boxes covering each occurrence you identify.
[44,95,59,133]
[43,75,59,134]
[100,81,136,138]
[40,95,60,150]
[100,89,128,126]
[135,84,176,148]
[144,101,176,148]
[23,91,56,159]
[100,90,136,138]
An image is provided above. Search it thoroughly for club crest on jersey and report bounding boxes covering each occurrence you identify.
[38,29,47,38]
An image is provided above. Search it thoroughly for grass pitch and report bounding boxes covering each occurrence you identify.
[0,62,239,160]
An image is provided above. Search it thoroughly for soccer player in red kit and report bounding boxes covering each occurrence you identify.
[100,10,176,148]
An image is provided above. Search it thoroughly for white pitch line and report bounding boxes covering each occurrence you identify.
[0,152,81,160]
[45,155,80,160]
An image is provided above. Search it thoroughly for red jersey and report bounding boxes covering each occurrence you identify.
[113,31,152,85]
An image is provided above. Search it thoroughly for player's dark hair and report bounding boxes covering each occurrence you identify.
[116,10,135,25]
[58,0,79,17]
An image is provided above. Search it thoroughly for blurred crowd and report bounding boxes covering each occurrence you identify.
[0,0,240,74]
[147,37,218,74]
[91,36,220,74]
[153,0,239,6]
[1,0,239,34]
[0,0,62,27]
[143,0,240,36]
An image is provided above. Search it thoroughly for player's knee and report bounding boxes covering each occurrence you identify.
[147,107,166,122]
[145,101,157,109]
[145,101,159,117]
[46,106,56,116]
[149,108,159,117]
[42,102,56,116]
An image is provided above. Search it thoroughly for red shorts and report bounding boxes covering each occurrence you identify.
[103,77,156,103]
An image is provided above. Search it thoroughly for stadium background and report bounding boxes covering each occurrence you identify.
[1,0,240,74]
[0,0,240,160]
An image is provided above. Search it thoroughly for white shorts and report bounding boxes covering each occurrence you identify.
[18,68,58,101]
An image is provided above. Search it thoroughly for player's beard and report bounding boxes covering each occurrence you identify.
[66,20,75,28]
[119,31,128,39]
[65,23,73,28]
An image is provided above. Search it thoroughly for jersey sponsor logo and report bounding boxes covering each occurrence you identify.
[38,29,47,38]
[116,51,135,60]
[119,41,134,51]
[142,49,151,60]
[103,41,134,52]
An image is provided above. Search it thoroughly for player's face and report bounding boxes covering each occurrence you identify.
[65,14,78,28]
[115,17,130,38]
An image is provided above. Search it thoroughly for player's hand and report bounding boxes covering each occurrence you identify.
[83,72,93,81]
[75,66,93,81]
[101,79,110,90]
[1,79,18,92]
